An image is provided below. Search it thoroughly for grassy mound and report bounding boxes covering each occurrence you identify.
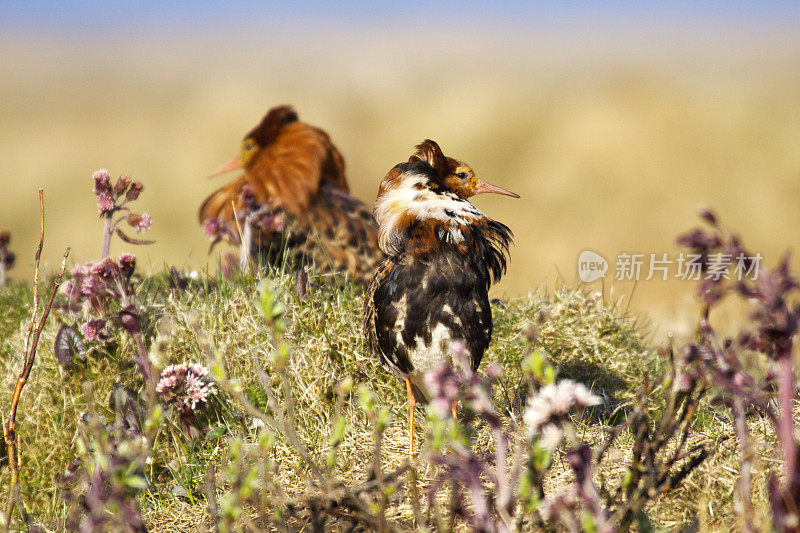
[0,270,777,530]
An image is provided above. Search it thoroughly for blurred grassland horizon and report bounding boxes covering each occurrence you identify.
[1,7,799,337]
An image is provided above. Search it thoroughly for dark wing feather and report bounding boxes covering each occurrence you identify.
[364,254,414,375]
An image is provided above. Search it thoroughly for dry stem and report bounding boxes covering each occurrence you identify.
[101,212,113,259]
[3,189,70,530]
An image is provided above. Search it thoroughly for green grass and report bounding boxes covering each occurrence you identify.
[0,269,780,530]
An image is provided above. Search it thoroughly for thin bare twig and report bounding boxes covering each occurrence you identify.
[3,189,70,530]
[230,200,250,273]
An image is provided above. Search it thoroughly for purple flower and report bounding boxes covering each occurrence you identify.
[97,193,115,215]
[202,218,220,239]
[117,253,136,279]
[138,213,152,232]
[80,319,106,342]
[92,169,112,196]
[91,258,118,280]
[71,263,89,277]
[156,362,216,410]
[239,185,259,210]
[81,276,104,297]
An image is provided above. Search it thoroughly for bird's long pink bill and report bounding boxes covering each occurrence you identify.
[474,180,520,198]
[207,156,242,178]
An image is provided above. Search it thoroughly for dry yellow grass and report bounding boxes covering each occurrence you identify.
[0,261,788,530]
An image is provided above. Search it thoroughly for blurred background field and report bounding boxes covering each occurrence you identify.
[1,1,799,337]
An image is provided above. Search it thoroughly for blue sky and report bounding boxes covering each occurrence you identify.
[2,1,798,37]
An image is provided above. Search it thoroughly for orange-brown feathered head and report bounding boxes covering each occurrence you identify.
[205,105,300,176]
[373,139,517,259]
[240,106,299,167]
[246,106,298,147]
[408,139,519,199]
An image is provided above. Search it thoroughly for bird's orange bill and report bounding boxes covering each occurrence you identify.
[474,180,520,198]
[207,156,242,178]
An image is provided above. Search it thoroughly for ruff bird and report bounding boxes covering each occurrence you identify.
[199,105,383,281]
[364,139,517,456]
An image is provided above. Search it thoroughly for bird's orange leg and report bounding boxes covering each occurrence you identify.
[406,378,416,460]
[451,399,457,419]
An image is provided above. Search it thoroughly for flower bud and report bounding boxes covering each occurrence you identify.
[126,181,144,201]
[118,305,141,335]
[114,173,132,196]
[697,205,718,226]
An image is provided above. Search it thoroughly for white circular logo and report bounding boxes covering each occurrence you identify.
[578,250,608,282]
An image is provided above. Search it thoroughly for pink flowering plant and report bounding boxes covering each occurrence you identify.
[91,169,154,259]
[61,385,153,532]
[156,362,217,440]
[676,208,800,532]
[422,341,526,531]
[56,169,158,383]
[60,253,152,384]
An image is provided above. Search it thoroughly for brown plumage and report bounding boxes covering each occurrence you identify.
[364,139,518,457]
[198,105,383,280]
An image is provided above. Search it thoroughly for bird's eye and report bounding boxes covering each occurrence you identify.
[456,172,468,180]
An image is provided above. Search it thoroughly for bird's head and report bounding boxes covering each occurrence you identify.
[408,139,519,199]
[374,139,517,257]
[208,105,299,176]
